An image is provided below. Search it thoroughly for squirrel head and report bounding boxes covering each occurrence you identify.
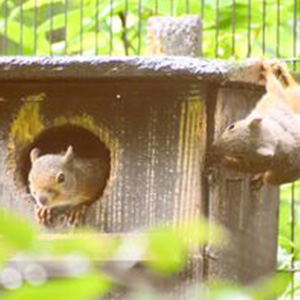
[28,146,78,208]
[212,115,277,172]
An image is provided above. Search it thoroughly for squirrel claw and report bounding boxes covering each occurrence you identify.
[34,203,89,228]
[66,204,88,227]
[260,59,292,86]
[258,59,281,85]
[35,205,53,226]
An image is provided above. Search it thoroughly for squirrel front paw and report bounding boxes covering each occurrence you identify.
[257,59,280,84]
[65,204,88,227]
[34,205,54,227]
[34,203,89,228]
[270,61,294,87]
[260,59,292,86]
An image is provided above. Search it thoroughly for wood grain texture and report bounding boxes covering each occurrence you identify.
[207,87,279,283]
[0,79,205,232]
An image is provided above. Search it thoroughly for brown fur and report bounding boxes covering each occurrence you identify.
[28,146,110,226]
[213,59,300,186]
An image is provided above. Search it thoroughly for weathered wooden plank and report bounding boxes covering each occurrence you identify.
[0,79,205,232]
[206,87,280,283]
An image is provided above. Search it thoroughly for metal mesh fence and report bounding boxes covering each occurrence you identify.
[0,0,300,298]
[0,0,299,65]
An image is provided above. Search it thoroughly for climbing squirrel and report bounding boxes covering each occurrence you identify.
[28,145,110,226]
[213,60,300,187]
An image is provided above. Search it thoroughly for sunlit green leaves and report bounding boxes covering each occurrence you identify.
[205,274,290,300]
[3,272,112,300]
[1,0,299,58]
[47,232,119,260]
[145,228,188,274]
[0,210,35,251]
[145,219,224,275]
[0,210,36,263]
[278,180,300,299]
[248,273,290,300]
[19,0,65,12]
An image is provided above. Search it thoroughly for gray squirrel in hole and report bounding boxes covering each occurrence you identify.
[213,60,300,188]
[28,145,110,227]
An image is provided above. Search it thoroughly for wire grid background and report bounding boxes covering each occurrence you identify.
[0,0,299,62]
[0,0,300,298]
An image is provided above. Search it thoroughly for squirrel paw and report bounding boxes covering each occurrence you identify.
[271,61,293,87]
[258,59,281,84]
[260,59,292,86]
[35,205,53,226]
[65,204,88,227]
[250,173,264,190]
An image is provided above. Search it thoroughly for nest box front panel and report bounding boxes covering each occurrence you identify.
[0,79,206,231]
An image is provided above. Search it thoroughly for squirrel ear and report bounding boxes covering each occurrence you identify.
[30,148,40,164]
[249,117,262,129]
[257,146,275,158]
[63,145,74,164]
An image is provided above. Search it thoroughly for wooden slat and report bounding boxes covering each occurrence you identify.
[207,87,279,283]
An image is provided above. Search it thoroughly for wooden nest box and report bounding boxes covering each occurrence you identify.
[0,57,279,284]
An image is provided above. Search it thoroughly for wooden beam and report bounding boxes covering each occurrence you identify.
[147,16,202,57]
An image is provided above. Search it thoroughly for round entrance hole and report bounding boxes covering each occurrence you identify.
[17,124,111,199]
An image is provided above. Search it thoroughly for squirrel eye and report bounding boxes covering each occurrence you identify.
[57,172,65,184]
[227,124,235,131]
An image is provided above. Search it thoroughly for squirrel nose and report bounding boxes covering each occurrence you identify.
[38,196,48,206]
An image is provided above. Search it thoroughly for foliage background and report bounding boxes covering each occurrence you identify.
[0,0,299,62]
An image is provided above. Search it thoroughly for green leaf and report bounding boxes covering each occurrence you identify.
[145,228,187,275]
[205,281,245,300]
[144,219,224,275]
[49,231,119,260]
[3,272,112,300]
[19,0,66,11]
[248,273,290,300]
[178,219,224,247]
[0,210,36,250]
[7,0,63,22]
[38,9,79,35]
[0,20,49,54]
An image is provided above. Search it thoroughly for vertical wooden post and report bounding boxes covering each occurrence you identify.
[146,16,205,296]
[147,16,202,57]
[207,86,280,283]
[147,18,279,284]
